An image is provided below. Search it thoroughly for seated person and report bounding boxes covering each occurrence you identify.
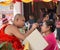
[41,20,58,50]
[0,14,38,50]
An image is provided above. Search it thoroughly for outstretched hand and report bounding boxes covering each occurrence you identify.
[31,23,39,30]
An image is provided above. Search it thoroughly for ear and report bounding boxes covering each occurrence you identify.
[47,26,50,30]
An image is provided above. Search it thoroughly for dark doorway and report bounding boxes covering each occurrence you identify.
[23,2,32,21]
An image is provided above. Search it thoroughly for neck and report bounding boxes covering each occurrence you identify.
[45,31,51,36]
[13,23,17,27]
[13,23,20,28]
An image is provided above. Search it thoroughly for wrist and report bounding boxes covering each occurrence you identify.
[30,27,35,31]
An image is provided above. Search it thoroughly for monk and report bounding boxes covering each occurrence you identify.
[0,14,38,50]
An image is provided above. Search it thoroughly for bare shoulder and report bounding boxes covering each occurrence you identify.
[5,25,18,35]
[6,25,17,29]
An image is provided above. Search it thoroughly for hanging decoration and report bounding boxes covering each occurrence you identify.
[33,0,39,2]
[43,0,52,2]
[0,0,12,6]
[12,0,21,3]
[22,0,32,3]
[53,0,58,3]
[12,0,58,3]
[0,0,58,6]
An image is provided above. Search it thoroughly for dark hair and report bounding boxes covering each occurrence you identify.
[59,17,60,21]
[45,20,56,32]
[43,13,49,19]
[2,18,8,24]
[2,14,6,18]
[29,13,35,18]
[58,15,60,21]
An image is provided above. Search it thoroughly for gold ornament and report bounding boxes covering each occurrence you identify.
[43,0,52,2]
[0,0,12,6]
[22,0,32,3]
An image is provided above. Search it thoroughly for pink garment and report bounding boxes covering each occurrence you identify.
[44,33,58,50]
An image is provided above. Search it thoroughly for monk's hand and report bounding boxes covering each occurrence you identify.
[31,23,39,30]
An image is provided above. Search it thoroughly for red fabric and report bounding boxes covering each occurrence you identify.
[33,0,39,2]
[13,0,58,3]
[12,0,58,3]
[0,25,24,50]
[12,0,21,3]
[53,0,58,3]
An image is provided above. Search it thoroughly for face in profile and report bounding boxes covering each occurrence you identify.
[41,22,50,33]
[45,15,49,20]
[43,15,49,22]
[16,17,25,28]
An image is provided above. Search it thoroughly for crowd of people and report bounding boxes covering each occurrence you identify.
[25,8,60,50]
[0,7,60,50]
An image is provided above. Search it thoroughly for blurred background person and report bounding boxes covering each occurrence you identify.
[1,14,9,28]
[25,14,35,30]
[28,14,35,24]
[56,15,60,44]
[42,13,49,22]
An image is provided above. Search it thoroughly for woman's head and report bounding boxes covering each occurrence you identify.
[41,20,56,33]
[43,14,49,22]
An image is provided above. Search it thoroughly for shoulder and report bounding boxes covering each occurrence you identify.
[5,24,18,33]
[6,25,17,29]
[44,33,55,41]
[5,25,18,35]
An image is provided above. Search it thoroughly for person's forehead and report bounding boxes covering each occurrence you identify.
[20,17,25,20]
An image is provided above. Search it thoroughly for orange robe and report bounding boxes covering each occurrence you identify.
[0,25,24,50]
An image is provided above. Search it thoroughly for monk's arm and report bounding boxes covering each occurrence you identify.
[10,25,35,40]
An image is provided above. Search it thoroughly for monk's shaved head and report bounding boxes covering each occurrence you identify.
[14,14,24,21]
[13,14,25,28]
